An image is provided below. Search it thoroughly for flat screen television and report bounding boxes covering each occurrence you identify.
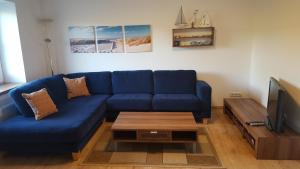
[266,77,287,133]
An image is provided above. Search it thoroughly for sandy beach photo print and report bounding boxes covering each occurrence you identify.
[124,25,152,53]
[96,26,124,53]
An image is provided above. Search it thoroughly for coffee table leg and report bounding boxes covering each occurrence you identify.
[192,142,197,153]
[114,141,118,151]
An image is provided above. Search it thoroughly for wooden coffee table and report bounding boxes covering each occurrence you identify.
[111,112,198,151]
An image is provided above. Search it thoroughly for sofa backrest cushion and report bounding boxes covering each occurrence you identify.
[40,74,67,106]
[65,72,112,94]
[8,75,67,117]
[112,70,153,94]
[154,70,196,94]
[9,80,46,117]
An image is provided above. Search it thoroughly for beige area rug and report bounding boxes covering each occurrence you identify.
[82,124,224,168]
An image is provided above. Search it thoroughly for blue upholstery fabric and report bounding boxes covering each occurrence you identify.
[0,114,104,153]
[107,94,152,111]
[8,75,67,117]
[0,142,79,153]
[154,70,196,94]
[153,94,201,111]
[2,70,213,154]
[112,70,153,94]
[8,79,47,117]
[0,95,109,143]
[40,74,67,106]
[65,72,112,94]
[196,80,212,118]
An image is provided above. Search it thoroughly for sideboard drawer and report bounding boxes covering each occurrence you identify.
[137,130,171,141]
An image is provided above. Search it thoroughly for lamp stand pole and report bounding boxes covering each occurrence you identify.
[45,38,54,76]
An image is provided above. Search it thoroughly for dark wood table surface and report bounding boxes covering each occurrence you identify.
[112,112,198,131]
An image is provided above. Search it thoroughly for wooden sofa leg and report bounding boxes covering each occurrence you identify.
[72,152,81,161]
[203,118,210,124]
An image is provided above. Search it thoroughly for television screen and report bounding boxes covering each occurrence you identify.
[266,77,287,133]
[283,88,300,134]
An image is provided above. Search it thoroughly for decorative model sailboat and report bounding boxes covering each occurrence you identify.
[175,5,188,28]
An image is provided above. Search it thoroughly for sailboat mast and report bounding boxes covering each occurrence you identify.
[180,6,183,24]
[175,4,188,27]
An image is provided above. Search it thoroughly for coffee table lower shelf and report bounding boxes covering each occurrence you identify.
[112,129,198,152]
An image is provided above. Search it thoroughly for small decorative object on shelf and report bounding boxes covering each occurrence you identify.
[190,10,199,28]
[173,27,214,47]
[199,12,211,27]
[175,5,188,28]
[189,10,212,28]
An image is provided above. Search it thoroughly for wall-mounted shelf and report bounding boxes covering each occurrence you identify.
[173,27,214,47]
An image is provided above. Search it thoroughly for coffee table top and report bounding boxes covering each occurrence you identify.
[112,112,198,131]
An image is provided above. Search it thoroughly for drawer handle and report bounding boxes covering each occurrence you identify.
[150,131,158,134]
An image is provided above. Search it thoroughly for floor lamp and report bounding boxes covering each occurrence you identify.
[39,19,54,76]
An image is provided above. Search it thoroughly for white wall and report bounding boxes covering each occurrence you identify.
[250,0,300,106]
[11,0,300,107]
[40,0,255,106]
[14,0,49,81]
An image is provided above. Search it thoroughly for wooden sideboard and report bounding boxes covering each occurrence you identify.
[224,98,300,160]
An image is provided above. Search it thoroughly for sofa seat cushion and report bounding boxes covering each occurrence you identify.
[153,94,201,111]
[0,95,110,143]
[107,94,152,111]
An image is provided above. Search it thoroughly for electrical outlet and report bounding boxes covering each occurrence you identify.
[230,92,242,98]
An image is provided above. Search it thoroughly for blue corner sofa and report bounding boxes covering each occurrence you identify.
[0,70,211,154]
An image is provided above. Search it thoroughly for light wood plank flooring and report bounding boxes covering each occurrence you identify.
[0,108,299,169]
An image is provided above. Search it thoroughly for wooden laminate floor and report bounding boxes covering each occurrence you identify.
[0,108,300,169]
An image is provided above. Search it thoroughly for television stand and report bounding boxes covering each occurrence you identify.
[224,98,300,160]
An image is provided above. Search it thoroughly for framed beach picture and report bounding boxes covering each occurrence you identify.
[96,26,124,53]
[124,25,152,53]
[68,26,96,53]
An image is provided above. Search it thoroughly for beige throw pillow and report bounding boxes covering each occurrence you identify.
[63,77,90,99]
[22,88,58,120]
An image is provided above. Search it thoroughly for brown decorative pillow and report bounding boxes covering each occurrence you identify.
[22,88,58,120]
[63,76,90,99]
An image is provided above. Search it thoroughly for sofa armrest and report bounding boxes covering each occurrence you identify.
[196,80,212,118]
[0,94,19,122]
[0,103,18,122]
